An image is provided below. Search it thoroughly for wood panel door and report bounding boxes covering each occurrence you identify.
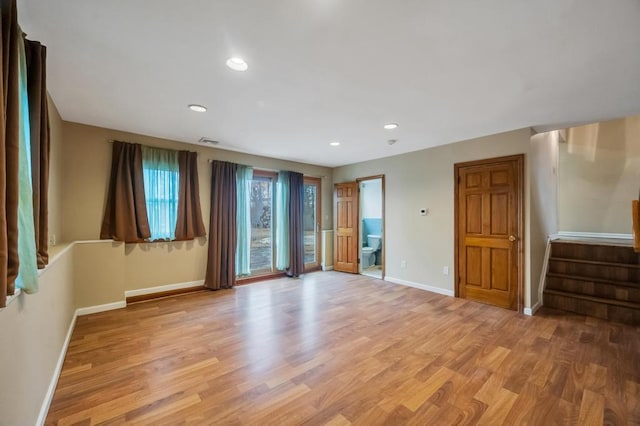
[334,182,359,273]
[455,155,523,311]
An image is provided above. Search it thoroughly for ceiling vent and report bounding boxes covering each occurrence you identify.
[199,137,219,145]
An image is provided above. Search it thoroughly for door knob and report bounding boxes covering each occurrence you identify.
[509,235,516,242]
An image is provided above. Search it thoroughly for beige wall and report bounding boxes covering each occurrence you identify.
[61,122,333,291]
[333,128,555,309]
[530,131,560,302]
[74,242,126,308]
[47,95,64,245]
[0,98,76,426]
[558,115,640,234]
[0,247,76,426]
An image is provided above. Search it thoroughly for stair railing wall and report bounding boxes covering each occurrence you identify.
[633,199,639,253]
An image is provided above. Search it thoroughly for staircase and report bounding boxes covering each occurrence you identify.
[543,240,640,325]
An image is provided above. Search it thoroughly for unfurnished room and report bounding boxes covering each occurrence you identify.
[1,1,640,425]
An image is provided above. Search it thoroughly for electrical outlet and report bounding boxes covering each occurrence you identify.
[400,260,407,269]
[443,266,449,275]
[48,233,56,247]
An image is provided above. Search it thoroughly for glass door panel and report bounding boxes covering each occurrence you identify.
[303,178,321,270]
[250,174,274,274]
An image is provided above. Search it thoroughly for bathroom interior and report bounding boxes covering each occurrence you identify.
[360,178,383,279]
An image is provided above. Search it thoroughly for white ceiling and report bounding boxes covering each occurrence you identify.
[17,0,640,167]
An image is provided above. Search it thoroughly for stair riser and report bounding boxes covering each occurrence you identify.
[543,293,640,325]
[551,243,639,264]
[548,261,640,283]
[546,277,640,302]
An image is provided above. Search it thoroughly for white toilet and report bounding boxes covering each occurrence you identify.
[362,234,381,269]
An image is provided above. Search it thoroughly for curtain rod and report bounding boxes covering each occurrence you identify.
[207,159,327,179]
[107,141,327,178]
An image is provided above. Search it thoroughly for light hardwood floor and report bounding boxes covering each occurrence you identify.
[46,272,640,425]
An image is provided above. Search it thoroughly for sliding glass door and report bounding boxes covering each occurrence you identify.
[249,171,275,274]
[243,171,320,278]
[303,177,321,271]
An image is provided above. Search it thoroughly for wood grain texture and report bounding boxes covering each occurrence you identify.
[455,155,523,311]
[125,286,206,304]
[334,182,359,273]
[544,241,640,324]
[46,271,640,425]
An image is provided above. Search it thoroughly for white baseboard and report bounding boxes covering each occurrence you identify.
[557,231,633,240]
[36,311,77,426]
[384,276,455,297]
[523,301,541,316]
[321,265,334,271]
[124,280,204,298]
[76,301,126,316]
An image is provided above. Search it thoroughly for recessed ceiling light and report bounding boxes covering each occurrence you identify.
[329,141,341,146]
[226,57,248,71]
[383,123,399,130]
[188,104,207,112]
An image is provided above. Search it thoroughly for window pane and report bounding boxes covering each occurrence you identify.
[142,147,179,241]
[250,177,273,272]
[303,183,317,264]
[143,168,179,240]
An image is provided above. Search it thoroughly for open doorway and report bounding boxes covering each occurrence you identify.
[358,176,384,279]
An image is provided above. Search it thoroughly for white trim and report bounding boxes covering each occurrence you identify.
[74,239,116,244]
[124,280,204,298]
[40,243,75,276]
[538,237,553,308]
[523,301,541,316]
[557,231,632,240]
[36,312,77,426]
[384,276,455,297]
[321,266,334,271]
[76,301,126,316]
[1,288,21,310]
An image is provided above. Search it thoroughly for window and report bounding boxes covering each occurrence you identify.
[142,147,179,241]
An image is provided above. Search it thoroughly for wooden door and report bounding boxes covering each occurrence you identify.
[455,155,523,310]
[334,182,359,273]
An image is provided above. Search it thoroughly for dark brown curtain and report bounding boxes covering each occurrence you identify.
[175,150,205,240]
[204,160,237,290]
[1,0,21,307]
[100,141,151,243]
[286,172,304,277]
[25,38,49,269]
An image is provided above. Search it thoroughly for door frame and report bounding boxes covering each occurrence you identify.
[356,175,385,280]
[453,154,524,312]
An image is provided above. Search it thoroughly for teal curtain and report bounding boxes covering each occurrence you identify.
[142,146,179,240]
[16,34,38,293]
[275,171,290,270]
[236,165,253,276]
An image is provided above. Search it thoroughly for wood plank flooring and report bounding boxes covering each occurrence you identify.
[46,272,640,425]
